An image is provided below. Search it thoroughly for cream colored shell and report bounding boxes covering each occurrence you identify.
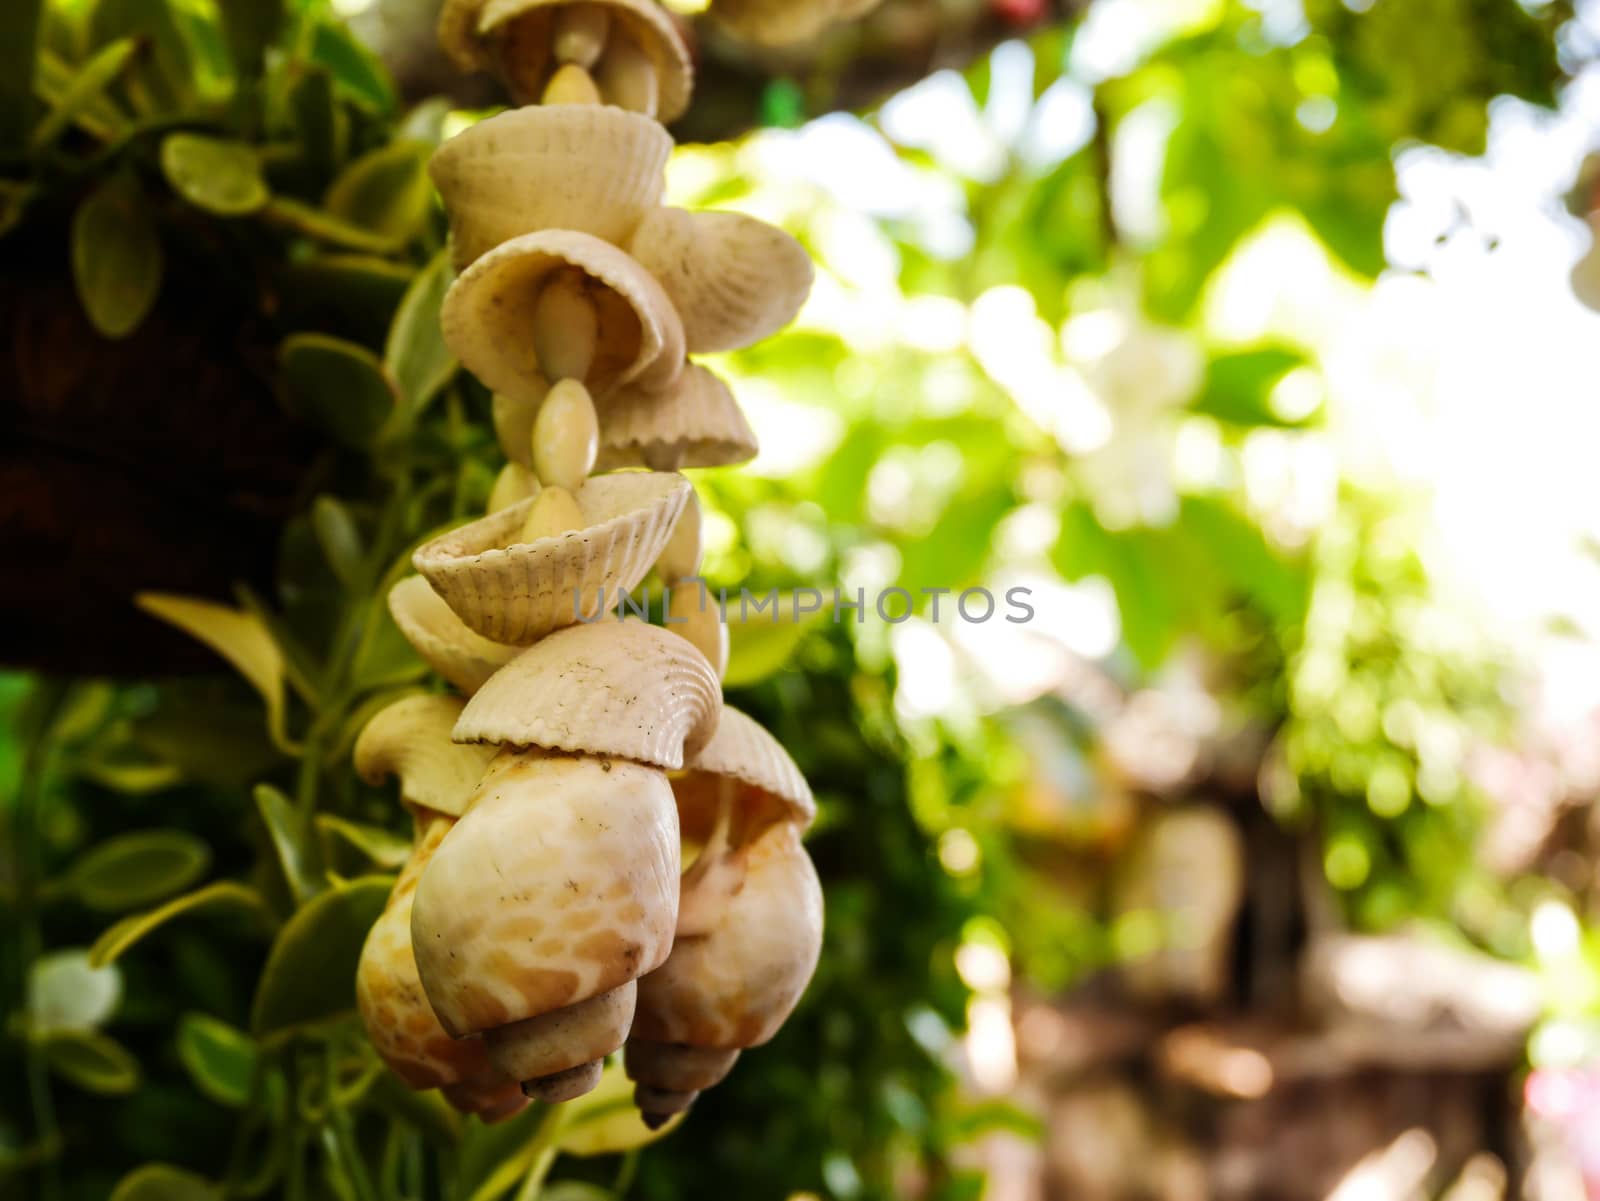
[443,230,685,407]
[353,694,499,818]
[431,106,671,271]
[387,575,521,696]
[627,208,814,355]
[412,471,691,646]
[596,364,757,472]
[475,0,693,121]
[410,752,680,1039]
[672,706,815,843]
[454,619,723,769]
[708,0,880,46]
[633,821,823,1048]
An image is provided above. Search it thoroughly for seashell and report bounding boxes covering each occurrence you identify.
[413,471,690,646]
[626,821,823,1124]
[533,379,600,490]
[439,0,494,71]
[494,390,544,469]
[595,24,659,118]
[595,363,758,472]
[627,208,814,355]
[519,484,586,543]
[488,462,539,513]
[542,61,602,104]
[652,486,703,583]
[354,694,499,818]
[387,575,521,697]
[442,229,685,407]
[430,106,670,271]
[552,4,609,67]
[455,618,723,768]
[472,0,693,121]
[707,0,877,47]
[672,706,815,844]
[411,750,680,1100]
[665,582,728,681]
[357,813,528,1122]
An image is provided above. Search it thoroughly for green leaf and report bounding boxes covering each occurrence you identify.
[723,593,827,688]
[176,1013,257,1106]
[135,593,294,752]
[308,18,394,112]
[287,66,342,177]
[217,0,282,82]
[39,1027,140,1095]
[66,829,211,912]
[277,255,413,346]
[278,332,399,450]
[250,875,392,1041]
[261,196,402,254]
[31,36,138,151]
[311,495,364,589]
[110,1163,219,1201]
[28,949,121,1030]
[0,0,43,150]
[0,181,33,237]
[558,1061,683,1156]
[365,1071,462,1147]
[160,133,269,216]
[324,140,434,244]
[1190,347,1311,428]
[90,0,195,113]
[72,171,163,340]
[385,249,457,412]
[90,881,276,968]
[316,815,411,870]
[254,783,324,905]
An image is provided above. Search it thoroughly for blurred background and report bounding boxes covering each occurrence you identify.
[5,0,1600,1198]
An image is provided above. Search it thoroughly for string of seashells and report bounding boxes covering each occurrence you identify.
[356,0,875,1130]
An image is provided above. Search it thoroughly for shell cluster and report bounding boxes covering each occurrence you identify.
[355,0,854,1128]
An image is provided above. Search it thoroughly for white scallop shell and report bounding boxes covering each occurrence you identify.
[387,575,521,696]
[353,694,499,818]
[672,706,815,841]
[596,363,757,471]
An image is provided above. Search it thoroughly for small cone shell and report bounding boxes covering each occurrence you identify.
[633,821,823,1050]
[624,1040,739,1093]
[596,364,758,472]
[519,484,585,544]
[413,471,691,645]
[431,106,670,270]
[357,815,527,1121]
[455,619,723,768]
[628,208,814,355]
[533,379,600,490]
[595,27,659,118]
[673,706,816,842]
[387,575,521,697]
[488,462,539,513]
[472,0,693,120]
[653,487,703,584]
[354,694,499,818]
[553,4,609,66]
[443,229,685,406]
[542,61,602,104]
[411,752,680,1040]
[666,582,728,681]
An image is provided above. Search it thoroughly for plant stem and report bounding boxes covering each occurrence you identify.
[511,1104,571,1201]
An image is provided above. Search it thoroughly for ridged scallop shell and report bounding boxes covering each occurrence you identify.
[626,208,814,355]
[596,364,758,472]
[431,106,671,271]
[673,707,815,843]
[444,232,680,399]
[388,575,521,696]
[411,751,680,1038]
[442,229,686,406]
[475,0,693,121]
[454,620,722,768]
[353,695,499,818]
[633,821,823,1048]
[413,471,690,646]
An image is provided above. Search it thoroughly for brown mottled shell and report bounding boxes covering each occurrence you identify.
[626,208,813,355]
[596,363,757,472]
[443,229,685,407]
[673,706,814,844]
[353,694,499,818]
[412,472,691,646]
[410,752,680,1039]
[387,575,521,697]
[430,106,671,271]
[454,619,723,769]
[474,0,693,121]
[633,821,822,1049]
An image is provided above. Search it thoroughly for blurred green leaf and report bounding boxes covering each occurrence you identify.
[160,133,269,216]
[218,0,282,82]
[386,249,457,412]
[31,36,138,150]
[723,593,828,688]
[109,1163,219,1201]
[254,783,324,905]
[261,196,403,253]
[315,815,411,870]
[250,875,391,1040]
[324,140,434,244]
[308,18,394,112]
[39,1027,141,1095]
[66,829,211,912]
[558,1061,683,1156]
[72,171,163,340]
[1190,346,1311,428]
[90,882,276,968]
[28,949,121,1031]
[90,0,194,113]
[311,495,364,589]
[176,1013,257,1106]
[0,0,43,150]
[278,332,399,450]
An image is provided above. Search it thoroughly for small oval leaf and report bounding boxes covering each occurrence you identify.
[315,815,411,870]
[324,140,432,243]
[250,875,392,1041]
[67,829,211,912]
[311,495,364,589]
[254,783,324,904]
[40,1027,140,1095]
[385,249,456,413]
[72,171,162,340]
[278,333,398,451]
[558,1060,683,1156]
[90,881,276,968]
[160,133,269,216]
[177,1013,257,1106]
[110,1163,219,1201]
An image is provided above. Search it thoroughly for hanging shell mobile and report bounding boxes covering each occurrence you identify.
[356,0,874,1124]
